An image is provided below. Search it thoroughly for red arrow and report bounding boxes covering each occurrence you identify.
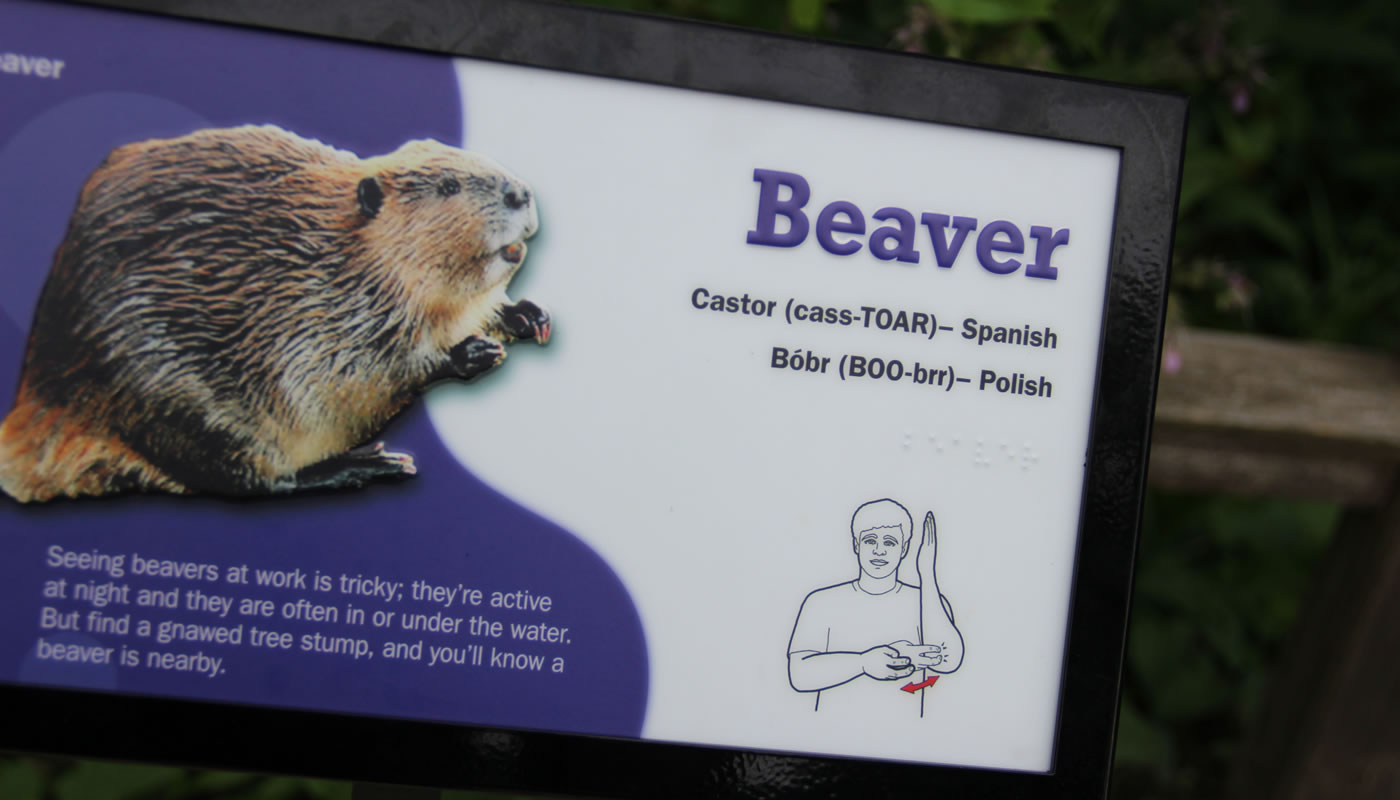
[901,675,940,693]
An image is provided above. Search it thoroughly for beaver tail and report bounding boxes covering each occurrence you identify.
[0,382,186,502]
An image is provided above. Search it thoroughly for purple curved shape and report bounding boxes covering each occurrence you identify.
[0,0,647,740]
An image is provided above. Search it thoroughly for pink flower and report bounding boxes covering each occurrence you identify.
[1163,347,1183,375]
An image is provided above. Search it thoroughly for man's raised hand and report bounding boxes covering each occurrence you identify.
[917,511,938,581]
[918,509,966,673]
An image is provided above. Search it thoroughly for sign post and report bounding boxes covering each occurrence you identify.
[0,0,1186,796]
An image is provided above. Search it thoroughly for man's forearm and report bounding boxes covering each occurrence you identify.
[787,650,865,692]
[920,591,964,672]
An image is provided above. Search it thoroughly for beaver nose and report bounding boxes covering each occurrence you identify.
[504,185,531,210]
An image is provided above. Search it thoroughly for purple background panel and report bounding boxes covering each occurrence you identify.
[0,0,647,739]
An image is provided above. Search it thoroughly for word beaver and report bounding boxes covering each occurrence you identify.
[0,125,550,503]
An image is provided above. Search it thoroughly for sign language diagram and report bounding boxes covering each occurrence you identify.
[787,500,964,716]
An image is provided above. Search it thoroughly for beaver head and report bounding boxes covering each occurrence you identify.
[358,141,537,290]
[346,139,541,358]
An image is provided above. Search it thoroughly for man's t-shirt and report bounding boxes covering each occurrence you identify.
[787,580,924,716]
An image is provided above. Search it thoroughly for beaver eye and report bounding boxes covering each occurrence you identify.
[438,178,461,197]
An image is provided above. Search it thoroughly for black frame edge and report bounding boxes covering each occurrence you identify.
[3,1,1189,797]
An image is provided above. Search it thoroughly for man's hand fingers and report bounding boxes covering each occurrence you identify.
[924,511,936,545]
[879,664,915,680]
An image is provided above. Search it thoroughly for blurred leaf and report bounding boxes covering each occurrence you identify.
[225,776,352,799]
[1177,149,1234,216]
[1115,698,1172,769]
[1121,492,1338,794]
[1339,150,1400,183]
[188,770,255,794]
[248,777,305,799]
[978,24,1057,69]
[55,761,184,800]
[1249,258,1318,337]
[1050,0,1116,57]
[301,778,352,799]
[1157,645,1232,720]
[788,0,824,31]
[1199,186,1304,257]
[1215,112,1277,169]
[923,0,1052,24]
[0,758,43,800]
[1127,614,1189,694]
[443,791,546,800]
[1272,13,1400,67]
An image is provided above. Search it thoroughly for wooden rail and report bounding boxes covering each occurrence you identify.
[1148,326,1400,505]
[1144,326,1400,800]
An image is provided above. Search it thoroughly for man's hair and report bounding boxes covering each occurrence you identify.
[850,498,914,544]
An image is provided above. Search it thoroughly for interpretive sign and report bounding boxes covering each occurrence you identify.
[0,0,1186,796]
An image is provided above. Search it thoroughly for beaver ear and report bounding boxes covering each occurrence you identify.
[357,177,384,219]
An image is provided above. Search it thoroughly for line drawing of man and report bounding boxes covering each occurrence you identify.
[787,498,964,716]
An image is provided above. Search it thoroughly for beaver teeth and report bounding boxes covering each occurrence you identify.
[501,241,526,264]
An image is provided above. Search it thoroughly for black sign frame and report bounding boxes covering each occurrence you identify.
[0,0,1186,797]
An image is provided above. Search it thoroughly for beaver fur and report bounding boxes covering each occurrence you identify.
[0,124,550,502]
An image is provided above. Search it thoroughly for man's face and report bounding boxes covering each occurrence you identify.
[854,526,907,579]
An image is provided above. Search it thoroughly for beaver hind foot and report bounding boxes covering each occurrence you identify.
[289,442,416,493]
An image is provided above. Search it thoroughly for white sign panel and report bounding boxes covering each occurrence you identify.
[436,62,1119,771]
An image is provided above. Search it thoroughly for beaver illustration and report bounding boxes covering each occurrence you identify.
[0,125,550,503]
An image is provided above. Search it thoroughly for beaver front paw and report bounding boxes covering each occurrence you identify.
[292,442,416,492]
[450,335,507,381]
[499,300,551,345]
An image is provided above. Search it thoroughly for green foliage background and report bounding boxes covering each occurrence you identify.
[6,0,1397,797]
